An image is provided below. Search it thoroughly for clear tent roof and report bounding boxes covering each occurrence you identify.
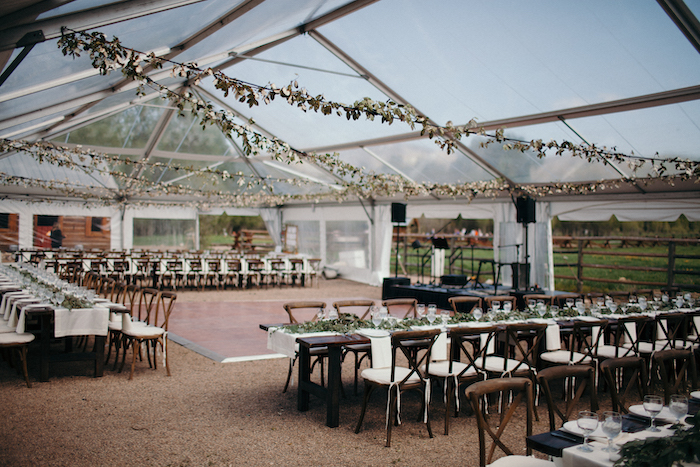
[0,0,699,207]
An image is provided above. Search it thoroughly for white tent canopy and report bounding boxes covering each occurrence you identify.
[1,0,699,286]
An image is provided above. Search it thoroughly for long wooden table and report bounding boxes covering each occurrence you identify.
[24,301,127,382]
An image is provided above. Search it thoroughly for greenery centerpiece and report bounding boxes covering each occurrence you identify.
[614,411,700,467]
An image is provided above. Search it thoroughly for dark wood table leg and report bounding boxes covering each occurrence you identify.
[94,335,105,377]
[297,346,311,412]
[326,345,342,428]
[39,312,51,382]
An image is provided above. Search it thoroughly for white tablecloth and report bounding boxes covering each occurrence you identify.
[266,328,339,359]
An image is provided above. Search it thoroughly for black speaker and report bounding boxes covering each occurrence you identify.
[391,202,406,224]
[516,196,536,224]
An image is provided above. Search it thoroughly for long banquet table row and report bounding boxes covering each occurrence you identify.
[0,262,131,384]
[16,248,321,290]
[262,294,700,461]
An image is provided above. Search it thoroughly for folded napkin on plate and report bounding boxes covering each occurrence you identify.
[54,307,110,337]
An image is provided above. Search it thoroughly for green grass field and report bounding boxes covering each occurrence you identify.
[391,243,700,293]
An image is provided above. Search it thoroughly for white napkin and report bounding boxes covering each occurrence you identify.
[545,323,561,350]
[432,331,447,361]
[54,307,109,337]
[410,325,447,361]
[623,321,638,345]
[369,335,392,369]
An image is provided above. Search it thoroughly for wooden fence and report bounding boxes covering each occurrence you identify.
[390,232,700,292]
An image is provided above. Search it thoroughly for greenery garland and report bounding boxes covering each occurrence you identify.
[2,29,697,209]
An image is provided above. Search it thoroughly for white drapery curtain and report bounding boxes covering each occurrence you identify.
[259,207,282,248]
[372,204,393,286]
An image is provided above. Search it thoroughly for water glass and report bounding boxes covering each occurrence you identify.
[577,410,599,452]
[416,304,426,318]
[491,301,500,313]
[643,395,663,432]
[472,307,483,321]
[527,299,536,312]
[669,394,688,425]
[502,301,512,313]
[371,307,382,327]
[566,298,574,309]
[601,411,622,452]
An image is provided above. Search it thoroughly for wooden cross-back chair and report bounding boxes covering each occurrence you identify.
[465,377,554,467]
[427,324,497,435]
[281,301,327,393]
[537,364,599,431]
[382,298,418,318]
[355,329,440,447]
[600,356,648,414]
[105,284,140,368]
[652,349,698,404]
[119,290,177,380]
[596,315,651,360]
[334,300,375,394]
[540,319,608,368]
[448,296,482,315]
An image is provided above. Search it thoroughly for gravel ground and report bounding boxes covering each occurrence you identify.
[0,279,600,466]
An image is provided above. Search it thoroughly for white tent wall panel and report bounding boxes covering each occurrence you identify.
[282,204,381,285]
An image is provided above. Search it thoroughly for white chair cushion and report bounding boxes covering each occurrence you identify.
[540,350,591,364]
[488,455,555,466]
[479,356,523,374]
[108,321,122,331]
[596,344,635,359]
[0,324,16,334]
[0,332,35,345]
[636,341,671,354]
[122,325,165,339]
[425,360,479,378]
[361,366,421,385]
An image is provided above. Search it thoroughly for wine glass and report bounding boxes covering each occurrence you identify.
[576,302,586,316]
[328,307,338,320]
[426,305,437,324]
[537,303,547,318]
[550,305,559,317]
[601,411,622,453]
[638,296,647,311]
[440,308,450,325]
[491,301,500,314]
[669,394,688,426]
[416,304,426,318]
[577,410,599,452]
[371,307,382,327]
[566,298,574,309]
[503,301,512,314]
[472,307,483,321]
[527,299,536,313]
[643,395,663,432]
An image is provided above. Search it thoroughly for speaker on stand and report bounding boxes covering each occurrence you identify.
[515,196,535,290]
[391,203,406,277]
